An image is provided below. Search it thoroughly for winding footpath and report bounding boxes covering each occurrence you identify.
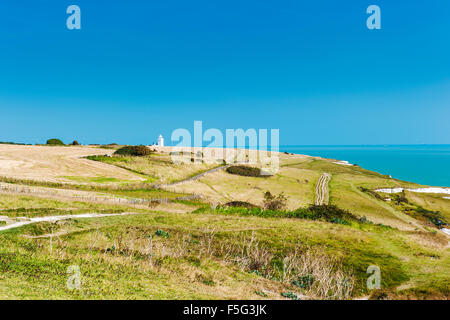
[156,164,231,188]
[0,165,230,233]
[315,173,331,206]
[0,212,139,232]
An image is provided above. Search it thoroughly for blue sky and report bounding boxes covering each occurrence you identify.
[0,0,449,145]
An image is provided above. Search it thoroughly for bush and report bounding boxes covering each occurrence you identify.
[224,201,258,209]
[414,206,447,228]
[393,192,409,205]
[203,203,362,226]
[154,229,170,238]
[46,138,64,145]
[114,145,152,156]
[262,191,287,211]
[281,292,298,300]
[359,187,385,200]
[369,289,389,300]
[226,165,263,177]
[254,291,267,297]
[72,140,80,145]
[299,205,359,224]
[329,217,351,225]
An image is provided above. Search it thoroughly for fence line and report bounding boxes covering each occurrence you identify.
[0,183,201,206]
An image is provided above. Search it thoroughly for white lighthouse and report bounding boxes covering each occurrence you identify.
[157,134,164,147]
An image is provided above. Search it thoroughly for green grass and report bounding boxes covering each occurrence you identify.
[0,214,281,299]
[86,155,130,163]
[194,204,365,226]
[0,205,448,299]
[63,176,124,184]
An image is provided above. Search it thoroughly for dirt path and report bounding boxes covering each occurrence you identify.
[0,212,140,232]
[315,173,331,205]
[157,164,231,188]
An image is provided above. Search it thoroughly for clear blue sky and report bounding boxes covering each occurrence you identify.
[0,0,449,145]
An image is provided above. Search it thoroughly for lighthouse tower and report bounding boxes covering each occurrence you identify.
[157,135,164,147]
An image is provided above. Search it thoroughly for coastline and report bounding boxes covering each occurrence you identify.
[154,144,450,188]
[280,145,450,188]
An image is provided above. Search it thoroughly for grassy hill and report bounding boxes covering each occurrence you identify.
[0,145,448,299]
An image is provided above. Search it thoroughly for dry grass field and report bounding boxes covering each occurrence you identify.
[0,144,144,183]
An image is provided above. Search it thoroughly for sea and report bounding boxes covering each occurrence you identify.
[280,145,450,188]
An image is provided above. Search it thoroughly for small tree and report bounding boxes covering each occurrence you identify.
[72,140,80,146]
[46,138,64,145]
[262,191,288,211]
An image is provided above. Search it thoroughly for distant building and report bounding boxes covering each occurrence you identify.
[157,135,164,147]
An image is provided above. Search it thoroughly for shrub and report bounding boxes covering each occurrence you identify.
[204,203,362,226]
[300,205,359,224]
[369,289,389,300]
[414,206,447,228]
[226,165,263,177]
[254,291,267,297]
[393,192,409,205]
[359,187,385,200]
[154,229,170,238]
[224,201,258,209]
[46,138,64,145]
[262,191,287,211]
[72,140,80,145]
[281,292,298,300]
[329,217,351,225]
[114,145,152,156]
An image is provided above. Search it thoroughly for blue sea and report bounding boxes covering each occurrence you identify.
[280,145,450,187]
